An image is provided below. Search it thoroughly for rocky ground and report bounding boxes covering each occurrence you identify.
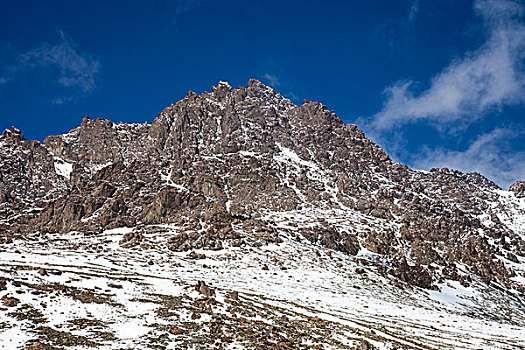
[1,226,524,349]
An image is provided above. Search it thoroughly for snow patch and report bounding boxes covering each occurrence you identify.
[53,157,73,180]
[428,280,475,308]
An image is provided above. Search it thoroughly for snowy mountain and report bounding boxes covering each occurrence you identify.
[1,80,524,349]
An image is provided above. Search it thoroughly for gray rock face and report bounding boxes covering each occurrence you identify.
[510,181,525,198]
[0,127,68,238]
[1,80,524,291]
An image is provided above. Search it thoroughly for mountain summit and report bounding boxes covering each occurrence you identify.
[1,80,524,348]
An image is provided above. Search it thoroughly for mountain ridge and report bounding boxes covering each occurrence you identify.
[1,79,525,349]
[1,79,524,292]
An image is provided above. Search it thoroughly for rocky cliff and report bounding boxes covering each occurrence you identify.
[1,79,524,293]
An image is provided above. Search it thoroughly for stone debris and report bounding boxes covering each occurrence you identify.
[2,295,20,307]
[195,280,215,298]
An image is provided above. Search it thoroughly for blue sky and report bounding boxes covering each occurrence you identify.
[0,0,523,188]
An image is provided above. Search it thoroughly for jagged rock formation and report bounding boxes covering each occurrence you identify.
[0,127,68,239]
[510,180,525,198]
[1,79,524,293]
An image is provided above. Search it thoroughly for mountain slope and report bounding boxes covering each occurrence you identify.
[1,79,524,349]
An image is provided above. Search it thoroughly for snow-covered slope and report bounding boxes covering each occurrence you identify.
[1,227,524,349]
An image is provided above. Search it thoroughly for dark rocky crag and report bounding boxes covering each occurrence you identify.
[1,79,524,292]
[0,127,68,239]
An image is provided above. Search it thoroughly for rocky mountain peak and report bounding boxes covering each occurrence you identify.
[1,126,26,145]
[211,80,233,94]
[1,79,524,294]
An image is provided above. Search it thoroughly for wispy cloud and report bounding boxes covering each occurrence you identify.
[285,91,299,103]
[51,97,74,105]
[263,73,280,86]
[172,0,205,25]
[412,128,525,188]
[0,31,100,101]
[361,0,525,187]
[367,0,525,131]
[373,0,423,54]
[408,0,421,23]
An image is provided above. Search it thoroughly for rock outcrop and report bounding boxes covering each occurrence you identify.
[510,181,525,198]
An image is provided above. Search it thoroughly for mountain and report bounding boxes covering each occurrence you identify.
[1,80,524,349]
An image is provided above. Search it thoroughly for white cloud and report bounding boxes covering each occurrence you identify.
[412,128,525,189]
[360,0,525,187]
[1,31,100,100]
[263,73,280,86]
[367,0,525,131]
[19,31,100,94]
